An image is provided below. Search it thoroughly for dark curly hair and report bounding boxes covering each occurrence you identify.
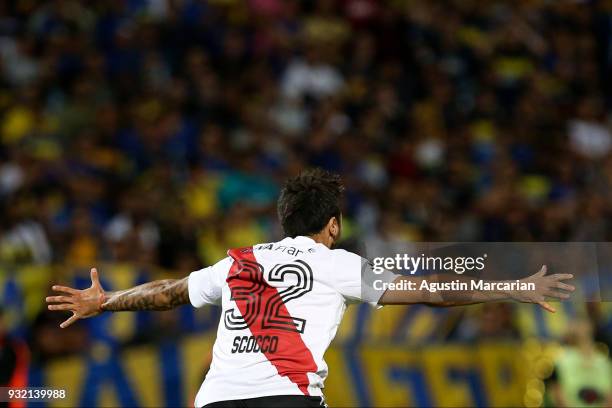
[277,168,345,238]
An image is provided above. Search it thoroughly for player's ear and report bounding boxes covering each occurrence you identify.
[329,216,340,241]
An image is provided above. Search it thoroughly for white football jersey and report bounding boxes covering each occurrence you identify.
[188,235,395,407]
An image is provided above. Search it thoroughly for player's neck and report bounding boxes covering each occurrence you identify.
[308,233,334,249]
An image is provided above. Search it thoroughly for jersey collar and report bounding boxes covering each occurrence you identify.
[283,235,317,245]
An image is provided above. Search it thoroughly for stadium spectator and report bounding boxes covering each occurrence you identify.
[547,319,612,407]
[0,0,610,360]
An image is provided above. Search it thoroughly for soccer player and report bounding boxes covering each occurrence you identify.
[46,169,574,408]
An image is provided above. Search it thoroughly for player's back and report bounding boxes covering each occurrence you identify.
[188,235,371,407]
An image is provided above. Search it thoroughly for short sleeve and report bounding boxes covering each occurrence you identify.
[188,257,232,307]
[331,249,397,307]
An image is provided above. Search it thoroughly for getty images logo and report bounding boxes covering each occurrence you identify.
[372,254,488,275]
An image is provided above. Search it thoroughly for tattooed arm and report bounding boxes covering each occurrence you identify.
[46,268,190,328]
[102,278,189,311]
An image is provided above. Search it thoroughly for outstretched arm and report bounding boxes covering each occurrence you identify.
[46,268,189,328]
[102,278,189,311]
[378,265,575,313]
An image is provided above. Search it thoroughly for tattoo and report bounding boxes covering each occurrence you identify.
[101,278,190,312]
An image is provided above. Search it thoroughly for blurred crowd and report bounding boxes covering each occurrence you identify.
[1,1,612,404]
[1,0,612,270]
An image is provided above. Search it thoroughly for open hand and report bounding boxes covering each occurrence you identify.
[515,265,575,313]
[46,268,107,328]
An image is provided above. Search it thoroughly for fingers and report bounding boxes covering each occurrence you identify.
[60,313,79,329]
[45,296,73,304]
[552,273,574,281]
[90,268,101,288]
[52,285,78,295]
[533,265,547,277]
[47,303,73,311]
[545,290,571,300]
[538,301,556,313]
[554,281,575,291]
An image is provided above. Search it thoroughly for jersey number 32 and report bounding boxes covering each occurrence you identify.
[224,260,313,333]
